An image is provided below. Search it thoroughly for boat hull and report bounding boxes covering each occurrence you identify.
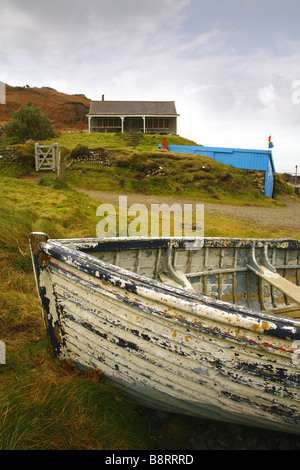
[30,233,300,434]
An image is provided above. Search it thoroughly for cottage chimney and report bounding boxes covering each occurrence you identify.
[102,94,104,101]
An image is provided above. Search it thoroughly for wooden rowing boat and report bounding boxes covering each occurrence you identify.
[30,233,300,434]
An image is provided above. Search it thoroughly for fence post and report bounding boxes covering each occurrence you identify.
[57,147,65,181]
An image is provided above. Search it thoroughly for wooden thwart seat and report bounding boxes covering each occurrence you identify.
[248,264,300,306]
[247,244,300,318]
[265,305,300,319]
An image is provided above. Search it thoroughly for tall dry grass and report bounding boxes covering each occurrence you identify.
[0,175,151,450]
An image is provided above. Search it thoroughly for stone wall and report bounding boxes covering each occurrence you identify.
[244,170,266,195]
[0,147,16,162]
[70,148,167,177]
[0,146,19,163]
[70,148,114,166]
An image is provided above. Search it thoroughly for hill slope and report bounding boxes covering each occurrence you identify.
[0,84,91,131]
[0,131,286,206]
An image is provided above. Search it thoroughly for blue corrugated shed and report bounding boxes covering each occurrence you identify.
[159,145,275,197]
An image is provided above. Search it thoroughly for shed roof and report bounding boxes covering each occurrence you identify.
[88,101,179,116]
[163,145,275,173]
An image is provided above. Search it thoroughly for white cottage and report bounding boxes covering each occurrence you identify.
[87,96,179,135]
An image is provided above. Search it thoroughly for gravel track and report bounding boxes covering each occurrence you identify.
[75,187,300,229]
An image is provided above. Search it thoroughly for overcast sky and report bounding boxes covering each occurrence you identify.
[1,0,299,173]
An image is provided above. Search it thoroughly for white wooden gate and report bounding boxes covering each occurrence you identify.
[35,143,59,171]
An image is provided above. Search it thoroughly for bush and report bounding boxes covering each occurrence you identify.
[3,104,56,142]
[38,177,69,190]
[69,144,90,159]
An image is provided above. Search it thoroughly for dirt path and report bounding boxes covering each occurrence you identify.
[74,187,300,229]
[20,174,300,229]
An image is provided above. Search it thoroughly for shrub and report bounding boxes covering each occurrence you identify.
[3,104,56,142]
[69,144,90,159]
[38,177,69,190]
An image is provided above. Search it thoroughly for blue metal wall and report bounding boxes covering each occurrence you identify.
[159,145,275,197]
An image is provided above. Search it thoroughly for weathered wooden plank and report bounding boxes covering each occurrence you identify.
[248,264,300,306]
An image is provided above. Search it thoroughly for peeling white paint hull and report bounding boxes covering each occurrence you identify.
[30,233,300,434]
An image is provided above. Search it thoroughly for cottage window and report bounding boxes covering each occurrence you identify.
[97,117,121,128]
[147,118,169,129]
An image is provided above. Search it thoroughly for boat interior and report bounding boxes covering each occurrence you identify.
[62,238,300,320]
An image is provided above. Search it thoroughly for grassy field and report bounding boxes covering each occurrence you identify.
[0,132,299,450]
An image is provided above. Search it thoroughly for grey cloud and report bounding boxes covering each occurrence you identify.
[0,0,192,77]
[1,0,299,172]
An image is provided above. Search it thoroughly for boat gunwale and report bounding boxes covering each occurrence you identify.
[50,235,300,252]
[33,234,300,341]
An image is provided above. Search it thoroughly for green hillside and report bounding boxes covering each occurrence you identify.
[0,132,286,206]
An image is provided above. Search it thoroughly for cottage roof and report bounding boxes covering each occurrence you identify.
[88,101,179,116]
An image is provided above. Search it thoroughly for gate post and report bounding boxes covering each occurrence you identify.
[57,147,65,182]
[34,143,40,171]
